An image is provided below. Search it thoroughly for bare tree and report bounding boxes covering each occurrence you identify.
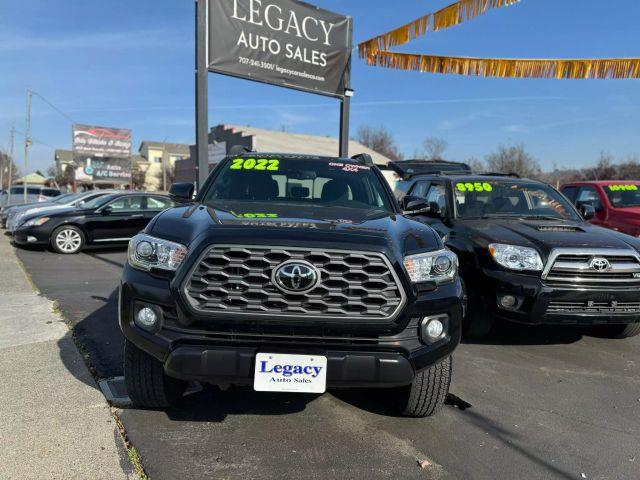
[422,137,448,160]
[466,157,485,173]
[485,144,542,179]
[356,126,404,161]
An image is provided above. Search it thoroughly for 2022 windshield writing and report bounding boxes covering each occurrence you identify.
[229,158,280,171]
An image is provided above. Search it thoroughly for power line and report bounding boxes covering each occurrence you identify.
[31,90,76,124]
[13,128,57,150]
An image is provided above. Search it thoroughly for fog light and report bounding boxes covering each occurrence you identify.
[426,319,444,338]
[500,295,517,309]
[27,236,37,243]
[136,307,158,328]
[420,315,449,343]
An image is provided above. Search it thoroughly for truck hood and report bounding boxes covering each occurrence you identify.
[147,202,444,259]
[459,217,640,256]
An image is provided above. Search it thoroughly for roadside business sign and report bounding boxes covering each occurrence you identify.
[207,0,352,98]
[74,157,132,184]
[73,124,132,158]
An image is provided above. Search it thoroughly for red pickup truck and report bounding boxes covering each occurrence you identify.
[561,181,640,237]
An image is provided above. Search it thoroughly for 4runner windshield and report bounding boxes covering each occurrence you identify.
[203,157,393,212]
[454,179,580,221]
[603,184,640,208]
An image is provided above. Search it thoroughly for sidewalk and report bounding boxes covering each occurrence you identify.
[0,235,133,479]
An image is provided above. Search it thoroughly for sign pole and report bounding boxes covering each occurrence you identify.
[339,96,350,158]
[338,18,353,158]
[195,0,209,191]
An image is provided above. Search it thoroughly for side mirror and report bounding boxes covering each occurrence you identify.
[428,202,443,218]
[401,195,431,216]
[578,203,596,220]
[101,205,112,216]
[169,182,195,202]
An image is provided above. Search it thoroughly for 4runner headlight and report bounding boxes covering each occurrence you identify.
[488,243,543,271]
[403,250,458,284]
[22,216,50,227]
[128,234,188,272]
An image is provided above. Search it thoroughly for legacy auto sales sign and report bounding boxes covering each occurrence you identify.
[208,0,352,98]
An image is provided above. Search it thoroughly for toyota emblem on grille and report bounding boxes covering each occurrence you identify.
[589,257,611,272]
[272,261,319,293]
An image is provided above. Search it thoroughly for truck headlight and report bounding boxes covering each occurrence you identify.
[403,249,458,284]
[128,234,188,272]
[488,243,543,271]
[22,217,50,227]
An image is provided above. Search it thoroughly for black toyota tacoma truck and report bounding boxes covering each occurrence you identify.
[120,153,462,417]
[395,171,640,338]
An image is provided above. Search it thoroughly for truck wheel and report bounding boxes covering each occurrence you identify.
[124,340,187,408]
[601,323,640,339]
[461,278,494,338]
[51,225,85,254]
[394,356,452,418]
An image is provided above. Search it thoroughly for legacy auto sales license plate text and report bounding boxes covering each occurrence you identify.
[254,353,327,393]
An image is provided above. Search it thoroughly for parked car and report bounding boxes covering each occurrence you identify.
[560,181,640,237]
[13,192,175,254]
[6,190,118,233]
[1,185,62,227]
[396,172,640,339]
[0,185,61,208]
[120,152,462,416]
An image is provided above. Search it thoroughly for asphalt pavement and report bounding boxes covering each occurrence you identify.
[15,245,640,480]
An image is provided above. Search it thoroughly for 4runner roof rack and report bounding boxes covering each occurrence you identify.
[351,153,374,166]
[475,172,521,178]
[388,159,472,179]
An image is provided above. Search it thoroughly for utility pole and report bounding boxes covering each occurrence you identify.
[7,125,14,204]
[23,89,33,203]
[162,137,168,192]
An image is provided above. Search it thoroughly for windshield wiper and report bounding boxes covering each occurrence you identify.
[480,213,568,221]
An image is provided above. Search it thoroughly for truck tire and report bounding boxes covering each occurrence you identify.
[603,323,640,339]
[461,277,494,338]
[124,340,187,408]
[395,356,452,418]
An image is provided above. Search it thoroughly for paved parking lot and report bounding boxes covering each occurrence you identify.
[15,245,640,480]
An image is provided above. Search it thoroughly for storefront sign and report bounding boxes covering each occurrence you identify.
[73,124,132,158]
[208,0,352,98]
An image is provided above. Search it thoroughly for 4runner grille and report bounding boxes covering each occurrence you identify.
[547,301,640,315]
[543,249,640,285]
[184,245,406,321]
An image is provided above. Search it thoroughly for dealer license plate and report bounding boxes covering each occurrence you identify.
[254,353,327,393]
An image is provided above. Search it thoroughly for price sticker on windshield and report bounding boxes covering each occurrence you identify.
[456,182,493,193]
[229,158,280,172]
[608,185,638,191]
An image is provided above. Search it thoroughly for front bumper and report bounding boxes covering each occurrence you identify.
[13,226,50,246]
[479,269,640,326]
[119,264,462,387]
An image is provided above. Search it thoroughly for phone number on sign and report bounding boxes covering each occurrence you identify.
[238,57,275,70]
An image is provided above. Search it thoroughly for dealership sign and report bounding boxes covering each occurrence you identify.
[208,0,352,98]
[73,124,132,158]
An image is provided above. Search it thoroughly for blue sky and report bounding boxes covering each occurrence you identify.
[1,0,639,173]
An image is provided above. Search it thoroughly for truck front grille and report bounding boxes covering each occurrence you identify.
[542,249,640,285]
[547,301,640,315]
[184,245,406,321]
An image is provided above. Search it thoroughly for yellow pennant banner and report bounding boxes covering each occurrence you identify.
[358,0,520,59]
[358,0,640,80]
[366,52,640,79]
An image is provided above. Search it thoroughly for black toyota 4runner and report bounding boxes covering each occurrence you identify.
[120,153,462,417]
[396,171,640,338]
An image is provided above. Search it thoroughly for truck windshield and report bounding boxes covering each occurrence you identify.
[603,184,640,208]
[203,157,394,213]
[454,179,580,221]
